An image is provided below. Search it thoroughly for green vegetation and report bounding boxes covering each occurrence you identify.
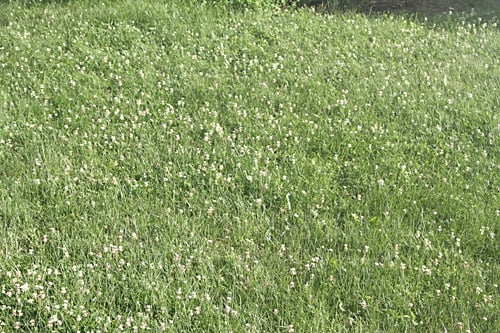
[0,0,498,331]
[203,0,500,16]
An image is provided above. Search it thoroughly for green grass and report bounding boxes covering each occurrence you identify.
[283,0,500,18]
[0,0,498,332]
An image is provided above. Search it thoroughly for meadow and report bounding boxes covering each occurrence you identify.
[0,0,498,331]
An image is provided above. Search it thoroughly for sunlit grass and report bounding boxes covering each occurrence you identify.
[0,1,498,331]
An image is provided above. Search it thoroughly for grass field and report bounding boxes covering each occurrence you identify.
[350,0,500,16]
[0,0,498,331]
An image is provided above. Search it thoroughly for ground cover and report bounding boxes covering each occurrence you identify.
[295,0,500,17]
[0,0,498,331]
[349,0,500,15]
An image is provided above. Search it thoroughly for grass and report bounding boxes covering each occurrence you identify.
[0,0,498,331]
[289,0,500,18]
[353,0,500,13]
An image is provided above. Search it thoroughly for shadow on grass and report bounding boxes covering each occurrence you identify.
[302,0,499,23]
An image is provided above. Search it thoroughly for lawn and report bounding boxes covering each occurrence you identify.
[352,0,500,15]
[0,0,498,332]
